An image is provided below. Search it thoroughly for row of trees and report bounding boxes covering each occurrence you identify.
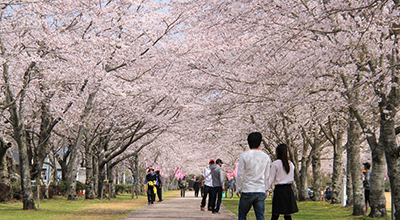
[164,0,400,218]
[0,0,186,210]
[1,0,400,219]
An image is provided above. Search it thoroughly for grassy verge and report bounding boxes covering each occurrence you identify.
[0,190,180,220]
[222,196,392,220]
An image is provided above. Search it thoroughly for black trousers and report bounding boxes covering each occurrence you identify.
[147,186,155,203]
[194,188,200,197]
[201,185,212,209]
[210,186,222,212]
[157,186,162,201]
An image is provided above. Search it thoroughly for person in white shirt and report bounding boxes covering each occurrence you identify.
[236,132,271,220]
[200,159,214,211]
[266,144,298,220]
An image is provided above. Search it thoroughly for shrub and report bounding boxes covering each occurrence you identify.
[115,184,132,194]
[50,185,62,196]
[57,181,85,195]
[57,181,68,195]
[11,181,21,194]
[76,181,85,191]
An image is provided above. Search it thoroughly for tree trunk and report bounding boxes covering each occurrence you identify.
[288,145,300,199]
[330,145,344,204]
[107,164,116,198]
[352,105,387,217]
[134,154,140,198]
[346,154,353,207]
[298,140,311,201]
[18,132,36,209]
[385,138,400,219]
[0,138,11,186]
[298,162,310,201]
[368,125,388,217]
[347,110,364,215]
[67,92,96,200]
[379,98,398,219]
[331,133,344,204]
[6,150,18,183]
[85,150,95,199]
[311,149,322,201]
[97,164,106,199]
[67,127,83,200]
[57,153,69,181]
[0,139,13,202]
[94,155,99,197]
[31,98,58,182]
[52,156,58,186]
[2,62,36,209]
[381,45,400,219]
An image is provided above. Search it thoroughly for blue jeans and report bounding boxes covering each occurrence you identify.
[238,192,266,220]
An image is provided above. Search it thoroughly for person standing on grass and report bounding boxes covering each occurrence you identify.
[200,159,215,211]
[210,158,224,214]
[363,162,371,215]
[227,178,235,199]
[236,132,271,220]
[267,144,298,220]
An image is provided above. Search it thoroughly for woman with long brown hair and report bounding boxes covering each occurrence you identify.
[266,144,298,220]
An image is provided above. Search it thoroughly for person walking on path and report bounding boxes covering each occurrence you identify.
[155,170,163,202]
[201,179,205,197]
[144,168,157,205]
[236,132,271,220]
[266,144,298,220]
[122,190,238,220]
[227,178,235,199]
[210,158,225,214]
[179,176,188,197]
[363,162,371,215]
[200,159,215,211]
[194,179,201,197]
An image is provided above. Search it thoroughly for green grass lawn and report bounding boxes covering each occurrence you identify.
[222,196,392,220]
[0,191,392,220]
[0,190,180,220]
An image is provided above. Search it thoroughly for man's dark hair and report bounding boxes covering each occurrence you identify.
[247,132,262,149]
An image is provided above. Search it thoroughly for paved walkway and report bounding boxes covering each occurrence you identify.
[121,191,237,220]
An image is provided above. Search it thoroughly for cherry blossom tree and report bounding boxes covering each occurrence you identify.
[2,0,400,217]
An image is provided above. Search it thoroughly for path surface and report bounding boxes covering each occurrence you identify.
[121,191,237,220]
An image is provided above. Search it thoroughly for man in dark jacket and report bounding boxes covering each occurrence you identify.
[210,158,224,214]
[194,179,200,197]
[155,170,163,202]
